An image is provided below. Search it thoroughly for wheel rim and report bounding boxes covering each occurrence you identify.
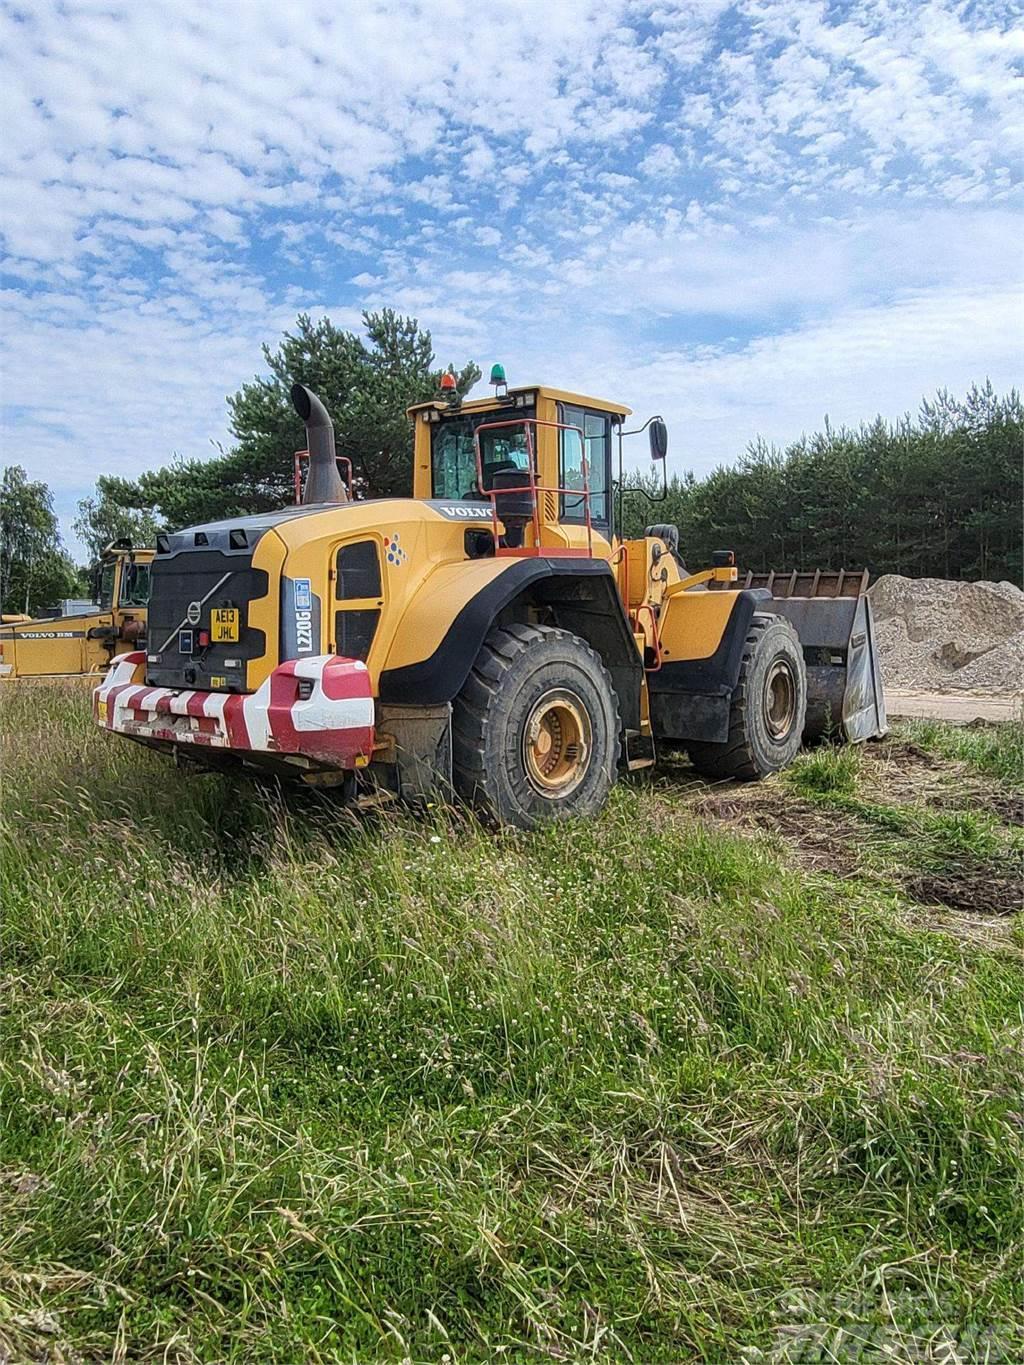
[522,689,592,796]
[763,659,797,740]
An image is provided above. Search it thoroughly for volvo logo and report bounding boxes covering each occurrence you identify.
[186,601,201,625]
[429,501,492,521]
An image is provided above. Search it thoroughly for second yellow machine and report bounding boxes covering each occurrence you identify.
[2,542,152,682]
[95,374,885,827]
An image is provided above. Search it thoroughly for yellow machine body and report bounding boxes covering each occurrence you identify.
[0,546,153,682]
[94,382,884,814]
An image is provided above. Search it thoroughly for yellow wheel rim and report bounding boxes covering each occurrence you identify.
[523,690,592,796]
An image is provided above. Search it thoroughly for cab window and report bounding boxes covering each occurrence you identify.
[431,411,535,500]
[558,404,610,526]
[118,561,151,608]
[98,561,116,609]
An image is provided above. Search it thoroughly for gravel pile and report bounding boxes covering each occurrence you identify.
[868,574,1024,695]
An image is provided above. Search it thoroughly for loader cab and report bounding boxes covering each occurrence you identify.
[117,555,151,609]
[96,557,117,610]
[410,384,630,557]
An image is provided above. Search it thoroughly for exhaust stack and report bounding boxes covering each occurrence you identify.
[290,383,348,505]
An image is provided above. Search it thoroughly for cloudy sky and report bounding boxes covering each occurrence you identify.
[2,0,1022,557]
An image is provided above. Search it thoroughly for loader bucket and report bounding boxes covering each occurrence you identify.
[718,569,887,743]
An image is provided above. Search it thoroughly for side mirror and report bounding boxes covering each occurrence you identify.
[649,418,668,461]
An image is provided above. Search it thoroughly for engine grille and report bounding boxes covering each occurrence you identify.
[145,548,268,692]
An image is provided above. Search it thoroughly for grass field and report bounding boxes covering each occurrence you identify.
[1,683,1022,1364]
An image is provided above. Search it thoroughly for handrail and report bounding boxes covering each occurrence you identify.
[608,543,629,612]
[294,450,354,503]
[472,417,593,558]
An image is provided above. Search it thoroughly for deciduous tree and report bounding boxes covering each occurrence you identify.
[0,466,81,615]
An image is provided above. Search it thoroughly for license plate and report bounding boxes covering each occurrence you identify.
[210,607,239,643]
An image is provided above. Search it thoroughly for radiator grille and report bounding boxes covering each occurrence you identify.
[146,548,267,691]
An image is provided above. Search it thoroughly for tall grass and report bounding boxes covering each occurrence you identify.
[2,683,1022,1362]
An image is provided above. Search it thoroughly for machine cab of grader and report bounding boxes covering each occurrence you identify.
[95,372,885,829]
[1,542,152,682]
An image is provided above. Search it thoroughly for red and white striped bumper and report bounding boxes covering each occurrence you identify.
[94,651,375,769]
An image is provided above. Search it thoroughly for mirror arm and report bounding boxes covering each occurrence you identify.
[618,469,668,505]
[617,416,669,521]
[619,415,661,438]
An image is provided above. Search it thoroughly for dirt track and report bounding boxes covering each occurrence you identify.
[886,690,1023,724]
[684,733,1022,920]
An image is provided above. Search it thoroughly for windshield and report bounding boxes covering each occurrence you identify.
[119,560,151,608]
[431,411,535,500]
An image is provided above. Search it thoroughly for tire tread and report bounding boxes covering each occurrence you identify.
[452,623,620,824]
[686,613,804,781]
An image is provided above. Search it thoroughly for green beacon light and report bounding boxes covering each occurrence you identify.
[490,362,508,396]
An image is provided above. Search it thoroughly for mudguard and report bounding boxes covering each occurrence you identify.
[378,557,642,729]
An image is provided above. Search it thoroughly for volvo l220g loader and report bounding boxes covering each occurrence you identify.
[94,375,885,828]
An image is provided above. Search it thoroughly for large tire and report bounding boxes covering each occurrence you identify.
[453,623,621,829]
[686,613,806,780]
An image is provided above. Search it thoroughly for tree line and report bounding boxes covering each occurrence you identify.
[622,381,1021,582]
[2,309,1019,617]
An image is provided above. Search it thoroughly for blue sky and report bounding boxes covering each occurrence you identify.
[2,0,1022,559]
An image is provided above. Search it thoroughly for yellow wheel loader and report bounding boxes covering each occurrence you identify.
[94,375,885,828]
[1,542,152,682]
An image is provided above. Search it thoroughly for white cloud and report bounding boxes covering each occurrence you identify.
[639,143,681,178]
[656,287,1023,457]
[517,285,1024,476]
[0,0,1021,558]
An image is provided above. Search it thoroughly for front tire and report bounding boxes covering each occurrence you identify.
[686,612,806,780]
[453,623,621,829]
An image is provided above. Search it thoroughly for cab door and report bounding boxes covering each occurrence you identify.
[556,402,613,553]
